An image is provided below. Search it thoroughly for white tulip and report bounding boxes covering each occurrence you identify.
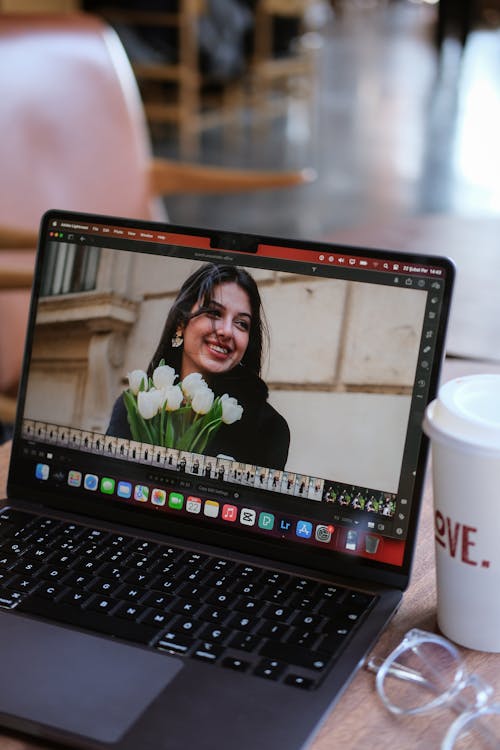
[137,389,163,420]
[220,393,243,424]
[127,369,148,395]
[163,384,184,412]
[191,387,214,415]
[152,364,176,390]
[181,372,206,399]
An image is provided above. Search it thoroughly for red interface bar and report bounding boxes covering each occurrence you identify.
[52,219,447,278]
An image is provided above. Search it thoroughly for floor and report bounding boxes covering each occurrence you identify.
[154,0,500,241]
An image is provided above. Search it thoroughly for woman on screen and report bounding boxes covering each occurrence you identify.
[107,263,290,469]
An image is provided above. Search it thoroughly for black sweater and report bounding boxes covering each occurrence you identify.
[106,368,290,470]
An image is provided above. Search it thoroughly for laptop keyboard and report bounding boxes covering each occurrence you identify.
[0,509,376,690]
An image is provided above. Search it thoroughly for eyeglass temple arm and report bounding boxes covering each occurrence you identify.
[366,656,433,688]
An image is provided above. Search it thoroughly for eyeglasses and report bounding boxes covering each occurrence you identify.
[366,628,500,749]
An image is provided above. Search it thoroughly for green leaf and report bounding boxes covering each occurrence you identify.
[189,416,222,454]
[176,418,206,452]
[164,412,175,449]
[123,391,141,440]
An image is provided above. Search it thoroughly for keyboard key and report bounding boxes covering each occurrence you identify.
[260,641,330,671]
[141,591,174,610]
[37,583,66,600]
[227,613,258,631]
[200,624,231,644]
[95,564,126,581]
[176,582,208,601]
[0,588,24,607]
[113,602,148,621]
[157,632,194,654]
[171,617,202,637]
[61,571,93,588]
[231,581,260,596]
[229,632,260,652]
[87,596,114,613]
[254,659,286,680]
[257,621,288,640]
[234,597,265,615]
[233,565,261,580]
[288,594,317,611]
[205,559,235,574]
[193,641,223,663]
[265,587,290,604]
[129,540,159,556]
[171,599,202,617]
[122,571,150,587]
[286,578,318,595]
[286,629,319,648]
[284,674,316,690]
[4,575,37,593]
[142,610,171,628]
[205,590,237,607]
[291,612,324,629]
[0,552,18,568]
[179,551,209,568]
[262,604,293,622]
[263,573,289,587]
[199,606,229,624]
[222,656,250,673]
[88,578,123,596]
[58,589,93,607]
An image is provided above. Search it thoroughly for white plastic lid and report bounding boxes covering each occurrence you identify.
[424,374,500,453]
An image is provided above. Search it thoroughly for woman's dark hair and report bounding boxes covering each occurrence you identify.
[147,263,268,379]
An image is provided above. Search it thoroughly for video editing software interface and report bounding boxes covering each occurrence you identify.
[16,214,450,571]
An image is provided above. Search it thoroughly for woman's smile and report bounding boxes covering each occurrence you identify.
[205,339,233,358]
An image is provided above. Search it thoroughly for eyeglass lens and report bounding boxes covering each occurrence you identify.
[450,709,500,750]
[381,638,462,714]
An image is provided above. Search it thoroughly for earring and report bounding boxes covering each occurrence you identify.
[171,328,183,348]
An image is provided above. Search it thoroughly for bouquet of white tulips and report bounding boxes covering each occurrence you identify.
[123,360,243,453]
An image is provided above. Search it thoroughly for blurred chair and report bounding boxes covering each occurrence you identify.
[0,13,314,425]
[97,0,253,155]
[250,0,324,128]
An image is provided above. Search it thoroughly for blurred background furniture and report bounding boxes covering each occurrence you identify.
[95,1,211,156]
[83,0,327,153]
[0,12,313,429]
[250,0,322,130]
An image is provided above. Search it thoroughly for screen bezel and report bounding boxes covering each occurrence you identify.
[7,209,455,591]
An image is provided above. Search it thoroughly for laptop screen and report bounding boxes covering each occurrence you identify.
[11,211,454,583]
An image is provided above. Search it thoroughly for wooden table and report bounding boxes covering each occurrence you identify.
[1,356,500,749]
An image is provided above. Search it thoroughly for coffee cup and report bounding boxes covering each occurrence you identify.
[423,374,500,652]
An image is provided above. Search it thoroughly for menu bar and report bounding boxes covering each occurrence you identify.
[49,218,447,279]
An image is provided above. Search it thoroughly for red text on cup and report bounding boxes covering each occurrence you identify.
[434,510,480,566]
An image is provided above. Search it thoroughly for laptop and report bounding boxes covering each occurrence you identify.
[0,209,454,749]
